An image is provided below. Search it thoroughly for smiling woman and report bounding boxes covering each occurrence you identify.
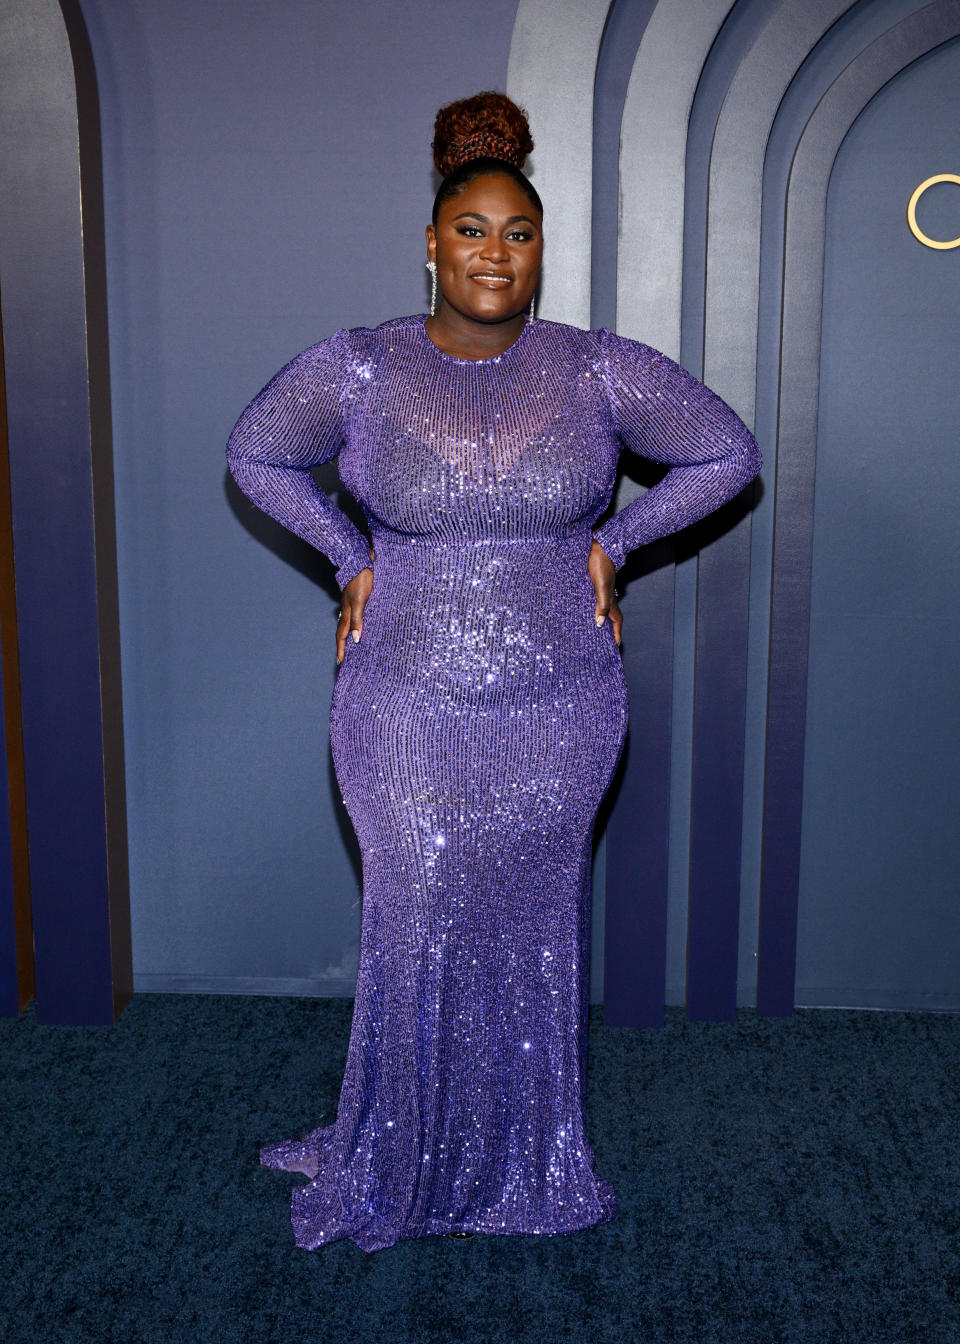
[422,92,543,363]
[226,89,762,1253]
[425,179,542,357]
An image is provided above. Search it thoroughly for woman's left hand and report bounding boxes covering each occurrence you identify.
[589,540,622,646]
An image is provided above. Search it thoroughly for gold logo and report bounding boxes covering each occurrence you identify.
[907,175,960,249]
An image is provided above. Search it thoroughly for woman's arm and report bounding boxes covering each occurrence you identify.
[225,327,373,590]
[591,327,762,572]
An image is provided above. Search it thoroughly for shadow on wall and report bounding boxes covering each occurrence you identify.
[223,462,368,599]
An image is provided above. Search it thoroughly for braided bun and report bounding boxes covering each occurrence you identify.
[432,91,534,178]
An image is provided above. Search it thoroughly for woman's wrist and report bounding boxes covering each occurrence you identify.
[590,531,622,573]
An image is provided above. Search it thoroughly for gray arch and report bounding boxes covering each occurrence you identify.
[0,0,131,1023]
[507,0,612,326]
[687,1,870,1022]
[616,0,735,354]
[759,0,960,1013]
[704,1,858,416]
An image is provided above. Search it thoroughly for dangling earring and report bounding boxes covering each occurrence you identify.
[527,289,536,324]
[425,259,438,317]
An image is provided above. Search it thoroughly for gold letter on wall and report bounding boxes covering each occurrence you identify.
[907,174,960,249]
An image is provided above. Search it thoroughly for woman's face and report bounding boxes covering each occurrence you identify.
[426,172,543,325]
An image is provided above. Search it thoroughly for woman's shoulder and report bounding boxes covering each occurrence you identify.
[349,313,425,335]
[527,320,669,379]
[288,315,423,360]
[522,317,665,363]
[341,313,427,348]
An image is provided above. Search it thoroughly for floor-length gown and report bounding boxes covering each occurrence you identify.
[226,313,761,1252]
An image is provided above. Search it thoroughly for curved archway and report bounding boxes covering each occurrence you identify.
[495,0,959,1025]
[0,0,131,1023]
[617,0,734,355]
[507,0,612,326]
[760,0,960,1014]
[688,1,861,1023]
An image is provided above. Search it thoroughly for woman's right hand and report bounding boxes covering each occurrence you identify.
[336,546,375,664]
[588,539,622,646]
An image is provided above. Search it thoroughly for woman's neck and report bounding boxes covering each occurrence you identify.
[424,306,528,361]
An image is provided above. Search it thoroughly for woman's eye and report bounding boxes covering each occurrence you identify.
[455,227,534,241]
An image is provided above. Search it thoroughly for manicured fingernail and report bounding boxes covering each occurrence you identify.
[595,614,604,626]
[352,629,360,642]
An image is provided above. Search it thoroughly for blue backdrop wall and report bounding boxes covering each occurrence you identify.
[797,36,960,1009]
[67,0,960,1011]
[77,0,519,996]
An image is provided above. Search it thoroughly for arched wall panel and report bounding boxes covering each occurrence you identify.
[688,1,860,1022]
[0,0,131,1023]
[606,0,860,1023]
[600,0,732,1028]
[617,0,734,357]
[512,0,960,1022]
[760,0,960,1014]
[736,0,935,1017]
[507,0,612,327]
[598,0,793,1027]
[588,0,665,1025]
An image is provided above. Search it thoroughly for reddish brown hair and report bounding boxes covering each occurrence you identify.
[432,90,534,177]
[430,91,542,227]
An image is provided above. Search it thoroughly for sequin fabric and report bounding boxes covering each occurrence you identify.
[225,313,762,1253]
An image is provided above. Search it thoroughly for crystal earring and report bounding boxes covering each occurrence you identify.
[425,259,438,317]
[527,289,536,324]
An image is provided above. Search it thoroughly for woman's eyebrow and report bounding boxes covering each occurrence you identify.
[451,211,539,227]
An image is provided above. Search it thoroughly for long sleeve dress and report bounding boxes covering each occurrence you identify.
[226,312,761,1253]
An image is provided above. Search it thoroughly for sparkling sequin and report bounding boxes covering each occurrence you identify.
[225,313,761,1253]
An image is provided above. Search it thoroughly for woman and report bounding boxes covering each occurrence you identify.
[226,91,762,1253]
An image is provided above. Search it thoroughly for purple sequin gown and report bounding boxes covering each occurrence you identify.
[226,313,761,1252]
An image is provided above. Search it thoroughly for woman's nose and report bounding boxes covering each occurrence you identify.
[479,236,509,262]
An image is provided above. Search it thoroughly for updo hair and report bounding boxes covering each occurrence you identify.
[431,91,542,227]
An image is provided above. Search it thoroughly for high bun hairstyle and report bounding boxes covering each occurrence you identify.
[431,90,542,227]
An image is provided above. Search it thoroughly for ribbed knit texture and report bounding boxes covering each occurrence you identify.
[225,313,762,1252]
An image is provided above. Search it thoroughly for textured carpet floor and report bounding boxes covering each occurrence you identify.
[0,994,957,1344]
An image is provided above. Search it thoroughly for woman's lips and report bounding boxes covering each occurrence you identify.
[469,274,513,287]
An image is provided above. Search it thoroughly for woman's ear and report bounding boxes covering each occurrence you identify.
[425,223,436,261]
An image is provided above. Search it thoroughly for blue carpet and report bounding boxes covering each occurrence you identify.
[0,994,956,1343]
